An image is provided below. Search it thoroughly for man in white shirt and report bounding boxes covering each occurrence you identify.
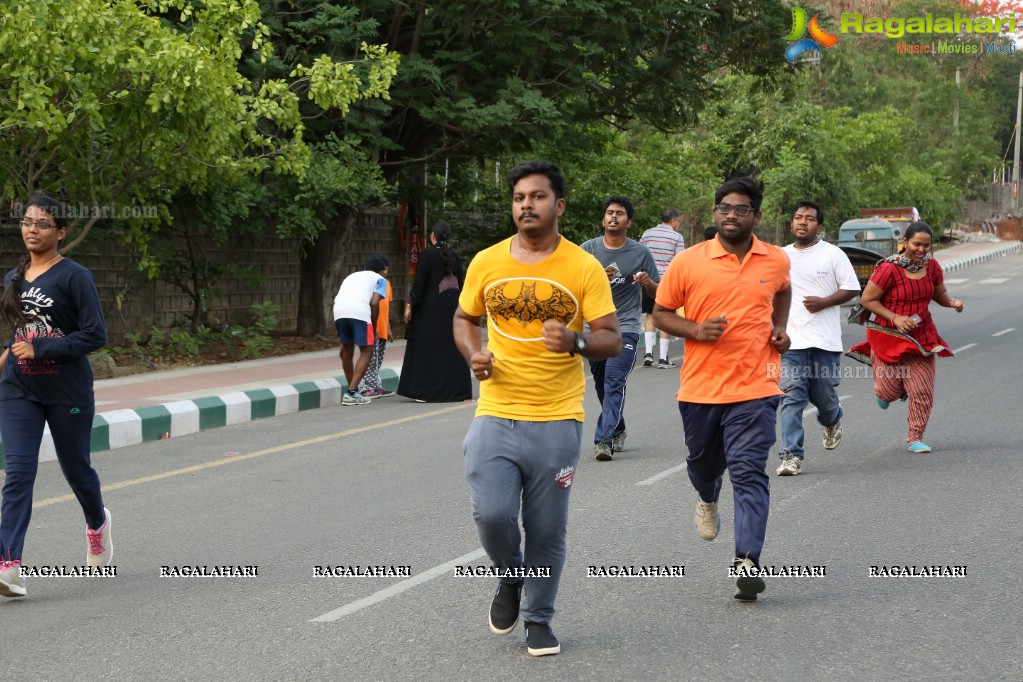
[639,208,685,368]
[777,201,861,476]
[332,262,387,405]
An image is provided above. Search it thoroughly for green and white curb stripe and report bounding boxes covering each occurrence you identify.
[0,369,399,466]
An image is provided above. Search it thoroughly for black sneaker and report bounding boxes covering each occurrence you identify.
[488,579,522,635]
[642,353,654,367]
[733,557,766,601]
[657,357,677,369]
[524,621,561,656]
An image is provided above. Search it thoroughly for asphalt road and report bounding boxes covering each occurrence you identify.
[3,253,1021,681]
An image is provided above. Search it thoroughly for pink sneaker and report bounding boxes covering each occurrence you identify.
[0,559,26,598]
[86,508,113,567]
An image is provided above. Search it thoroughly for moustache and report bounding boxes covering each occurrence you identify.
[519,212,538,221]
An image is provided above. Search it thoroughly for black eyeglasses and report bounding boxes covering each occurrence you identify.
[20,219,58,231]
[714,203,754,216]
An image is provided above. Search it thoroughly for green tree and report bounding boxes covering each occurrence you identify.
[245,0,793,333]
[0,0,397,254]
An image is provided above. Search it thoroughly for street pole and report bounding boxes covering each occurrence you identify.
[1013,70,1022,210]
[953,68,960,132]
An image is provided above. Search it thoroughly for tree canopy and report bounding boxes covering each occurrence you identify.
[0,0,397,250]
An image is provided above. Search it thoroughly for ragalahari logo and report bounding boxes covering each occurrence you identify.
[785,7,839,63]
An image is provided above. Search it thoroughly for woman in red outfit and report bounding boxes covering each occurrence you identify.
[847,222,964,453]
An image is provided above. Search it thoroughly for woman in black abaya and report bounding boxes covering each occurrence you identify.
[398,221,472,402]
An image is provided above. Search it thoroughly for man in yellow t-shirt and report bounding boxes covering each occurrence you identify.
[653,176,792,602]
[455,160,619,657]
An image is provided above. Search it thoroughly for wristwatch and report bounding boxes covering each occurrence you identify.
[569,332,587,356]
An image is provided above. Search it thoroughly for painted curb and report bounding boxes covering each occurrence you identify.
[0,369,399,466]
[935,241,1022,274]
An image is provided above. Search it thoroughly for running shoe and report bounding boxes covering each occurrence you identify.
[611,431,627,453]
[733,557,766,601]
[776,453,802,476]
[823,422,843,450]
[695,499,720,540]
[86,508,113,567]
[0,560,26,598]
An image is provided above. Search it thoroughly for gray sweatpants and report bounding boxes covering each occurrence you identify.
[463,416,582,625]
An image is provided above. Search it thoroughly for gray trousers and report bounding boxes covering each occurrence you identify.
[463,416,582,625]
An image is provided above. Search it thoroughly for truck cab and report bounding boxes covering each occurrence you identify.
[836,218,902,256]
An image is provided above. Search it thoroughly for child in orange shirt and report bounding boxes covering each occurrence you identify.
[359,255,394,397]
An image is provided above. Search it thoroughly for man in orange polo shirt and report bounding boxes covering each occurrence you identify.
[653,176,791,601]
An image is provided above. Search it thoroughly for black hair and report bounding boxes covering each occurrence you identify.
[661,208,681,224]
[431,221,456,275]
[2,195,67,328]
[507,160,567,200]
[714,176,765,212]
[792,200,824,226]
[603,195,634,221]
[365,255,389,273]
[704,225,717,241]
[904,221,933,241]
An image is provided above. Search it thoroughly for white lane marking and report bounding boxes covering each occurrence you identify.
[992,328,1015,337]
[310,547,488,623]
[953,343,978,353]
[943,278,970,284]
[978,278,1010,284]
[636,463,687,486]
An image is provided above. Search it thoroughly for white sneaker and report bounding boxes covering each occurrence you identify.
[694,500,720,540]
[776,454,802,476]
[823,422,842,450]
[0,560,26,598]
[342,391,371,406]
[86,508,113,567]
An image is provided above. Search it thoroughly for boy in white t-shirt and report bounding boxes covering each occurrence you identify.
[332,264,387,405]
[777,201,861,476]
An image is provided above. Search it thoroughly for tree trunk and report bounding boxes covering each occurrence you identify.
[296,209,357,336]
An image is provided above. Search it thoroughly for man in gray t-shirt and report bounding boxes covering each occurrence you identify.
[580,195,659,462]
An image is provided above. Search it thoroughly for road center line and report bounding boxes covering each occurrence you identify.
[953,343,978,353]
[636,463,686,486]
[310,547,488,623]
[992,328,1015,337]
[31,404,471,509]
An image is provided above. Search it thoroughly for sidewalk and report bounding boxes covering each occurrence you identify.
[3,238,1019,465]
[932,237,1022,272]
[1,342,409,465]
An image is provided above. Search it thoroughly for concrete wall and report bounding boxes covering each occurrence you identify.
[963,183,1016,222]
[0,206,408,343]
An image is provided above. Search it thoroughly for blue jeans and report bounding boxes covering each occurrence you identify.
[588,332,638,444]
[778,348,843,461]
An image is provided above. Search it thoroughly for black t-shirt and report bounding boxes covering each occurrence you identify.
[0,258,107,405]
